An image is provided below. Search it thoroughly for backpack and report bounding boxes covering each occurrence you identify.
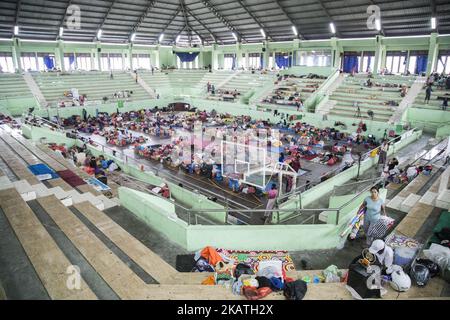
[283,279,308,300]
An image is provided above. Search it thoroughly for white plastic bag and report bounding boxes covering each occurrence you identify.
[423,243,450,271]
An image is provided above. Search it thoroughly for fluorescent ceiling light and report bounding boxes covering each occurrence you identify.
[375,19,381,31]
[14,25,19,35]
[231,32,237,41]
[176,35,181,43]
[260,28,266,38]
[97,29,102,39]
[59,27,63,37]
[329,22,336,34]
[159,33,164,42]
[431,17,436,29]
[131,32,136,41]
[292,26,298,36]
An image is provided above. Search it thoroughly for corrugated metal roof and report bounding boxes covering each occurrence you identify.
[0,0,448,43]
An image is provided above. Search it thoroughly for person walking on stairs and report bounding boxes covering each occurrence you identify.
[424,84,432,104]
[264,184,278,224]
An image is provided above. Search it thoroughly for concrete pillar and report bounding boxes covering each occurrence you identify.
[262,41,269,69]
[127,45,133,70]
[55,40,64,71]
[90,49,96,70]
[154,45,160,68]
[198,46,204,69]
[235,42,242,70]
[11,37,22,72]
[96,42,102,71]
[330,37,339,69]
[373,35,384,73]
[292,39,300,66]
[405,50,411,75]
[426,32,439,76]
[211,44,218,70]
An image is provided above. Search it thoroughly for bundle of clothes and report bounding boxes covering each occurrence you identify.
[0,113,18,127]
[195,246,308,300]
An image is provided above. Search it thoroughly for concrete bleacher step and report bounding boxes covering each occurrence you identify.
[418,190,438,206]
[96,194,118,210]
[387,195,405,211]
[400,193,422,213]
[0,188,97,299]
[0,176,13,190]
[12,180,36,201]
[435,190,450,210]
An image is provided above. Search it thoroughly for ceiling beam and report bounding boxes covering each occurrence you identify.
[157,5,182,42]
[315,0,342,37]
[184,7,219,44]
[275,0,305,40]
[236,0,273,40]
[179,0,193,46]
[14,0,22,35]
[94,0,117,41]
[128,0,157,40]
[201,0,246,42]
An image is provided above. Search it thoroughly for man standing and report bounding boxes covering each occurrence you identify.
[354,101,361,118]
[424,84,432,104]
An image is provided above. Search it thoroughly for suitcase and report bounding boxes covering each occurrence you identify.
[347,263,381,299]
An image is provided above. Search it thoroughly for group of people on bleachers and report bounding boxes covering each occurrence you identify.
[425,72,450,110]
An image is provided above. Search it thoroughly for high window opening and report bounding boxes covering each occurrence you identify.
[132,53,151,70]
[248,53,261,69]
[0,52,14,73]
[296,50,331,67]
[437,50,450,74]
[224,53,236,70]
[385,51,407,74]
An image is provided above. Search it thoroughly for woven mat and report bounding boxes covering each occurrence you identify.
[216,248,296,273]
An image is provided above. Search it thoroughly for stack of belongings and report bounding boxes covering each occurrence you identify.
[196,246,308,300]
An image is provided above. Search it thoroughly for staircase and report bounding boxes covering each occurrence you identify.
[316,99,337,117]
[315,74,346,117]
[132,72,156,98]
[325,73,347,96]
[389,76,426,124]
[22,72,48,107]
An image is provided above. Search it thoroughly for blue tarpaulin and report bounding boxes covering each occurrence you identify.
[28,164,59,180]
[175,52,199,62]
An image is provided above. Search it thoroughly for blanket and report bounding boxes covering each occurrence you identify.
[215,248,296,273]
[28,164,59,180]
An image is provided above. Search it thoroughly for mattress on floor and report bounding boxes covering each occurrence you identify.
[56,169,86,187]
[28,163,59,180]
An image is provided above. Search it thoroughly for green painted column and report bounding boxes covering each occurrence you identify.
[262,41,269,69]
[211,44,218,70]
[55,40,64,70]
[330,37,339,68]
[198,45,204,69]
[426,32,439,76]
[292,39,300,66]
[127,44,133,70]
[11,37,22,72]
[155,45,161,68]
[235,42,242,69]
[96,41,102,71]
[373,35,384,73]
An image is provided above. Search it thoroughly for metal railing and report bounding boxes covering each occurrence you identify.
[22,113,65,132]
[277,127,418,204]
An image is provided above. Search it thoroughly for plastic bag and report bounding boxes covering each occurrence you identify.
[322,265,342,283]
[423,243,450,272]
